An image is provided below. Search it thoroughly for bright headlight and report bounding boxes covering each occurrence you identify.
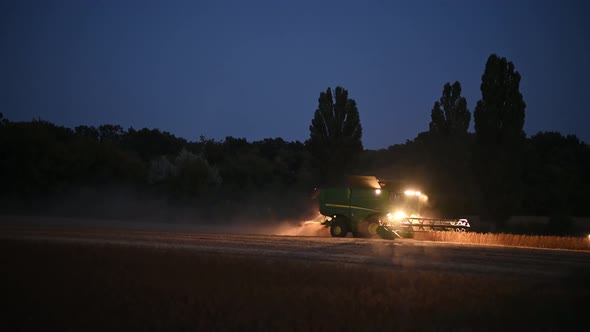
[393,211,407,220]
[404,189,422,197]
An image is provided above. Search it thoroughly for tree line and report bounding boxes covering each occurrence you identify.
[1,54,589,232]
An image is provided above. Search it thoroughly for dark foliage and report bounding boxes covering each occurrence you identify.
[429,81,470,136]
[0,119,314,221]
[474,54,527,226]
[425,82,475,217]
[523,132,590,218]
[308,86,363,184]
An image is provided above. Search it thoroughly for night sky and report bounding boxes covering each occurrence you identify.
[1,0,588,149]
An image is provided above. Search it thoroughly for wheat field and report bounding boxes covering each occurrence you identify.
[413,231,590,251]
[3,240,586,331]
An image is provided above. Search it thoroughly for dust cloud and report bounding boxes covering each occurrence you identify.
[0,186,331,238]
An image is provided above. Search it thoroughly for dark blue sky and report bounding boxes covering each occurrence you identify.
[1,0,588,149]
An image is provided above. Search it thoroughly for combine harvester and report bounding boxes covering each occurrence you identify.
[313,175,469,239]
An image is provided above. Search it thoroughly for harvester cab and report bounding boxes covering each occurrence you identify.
[317,175,469,239]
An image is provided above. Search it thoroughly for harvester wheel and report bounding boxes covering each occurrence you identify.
[356,218,380,238]
[330,218,348,238]
[367,220,380,237]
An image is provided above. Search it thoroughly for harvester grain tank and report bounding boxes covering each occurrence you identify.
[317,176,469,239]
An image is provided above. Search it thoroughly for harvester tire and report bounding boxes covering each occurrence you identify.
[366,219,380,237]
[356,218,380,238]
[330,218,348,238]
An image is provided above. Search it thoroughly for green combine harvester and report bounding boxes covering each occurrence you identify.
[317,175,470,239]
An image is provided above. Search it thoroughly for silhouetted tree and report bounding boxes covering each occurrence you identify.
[74,125,100,141]
[253,138,310,187]
[98,124,124,143]
[474,54,526,226]
[429,81,470,136]
[0,112,7,126]
[166,149,221,197]
[121,128,186,162]
[423,81,474,216]
[308,86,363,183]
